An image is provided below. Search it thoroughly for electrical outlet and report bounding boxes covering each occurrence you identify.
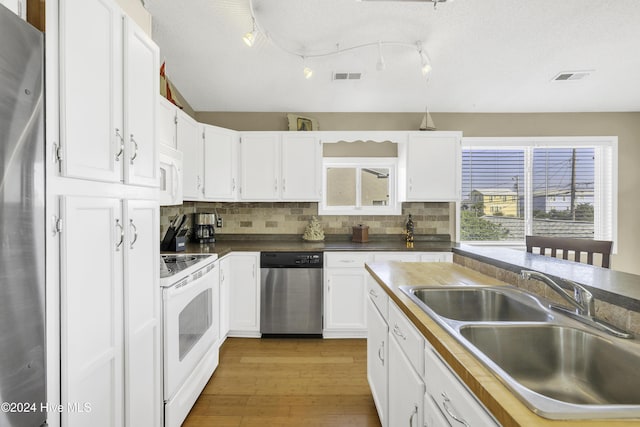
[216,217,223,228]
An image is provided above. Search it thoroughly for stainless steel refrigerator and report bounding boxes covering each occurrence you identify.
[0,4,46,427]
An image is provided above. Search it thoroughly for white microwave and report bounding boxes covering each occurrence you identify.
[159,144,183,206]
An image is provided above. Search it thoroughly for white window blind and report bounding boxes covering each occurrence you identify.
[461,137,617,246]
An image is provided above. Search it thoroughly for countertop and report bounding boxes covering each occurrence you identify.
[165,235,640,311]
[173,234,455,258]
[365,261,640,427]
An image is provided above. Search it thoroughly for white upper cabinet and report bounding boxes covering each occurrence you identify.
[280,133,321,200]
[123,19,159,187]
[239,133,281,201]
[157,97,177,149]
[404,132,462,201]
[0,0,25,18]
[59,0,159,187]
[239,132,321,201]
[203,124,238,201]
[176,110,203,200]
[60,0,123,183]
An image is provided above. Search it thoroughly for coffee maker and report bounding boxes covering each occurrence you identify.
[191,213,216,243]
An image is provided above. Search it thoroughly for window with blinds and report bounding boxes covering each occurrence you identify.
[461,138,617,246]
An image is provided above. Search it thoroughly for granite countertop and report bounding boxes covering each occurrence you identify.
[365,261,640,427]
[453,244,640,312]
[172,234,455,258]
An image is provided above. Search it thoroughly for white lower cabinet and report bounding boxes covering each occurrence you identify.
[389,331,424,427]
[367,289,388,426]
[227,252,260,337]
[324,252,372,338]
[373,251,452,263]
[425,344,499,427]
[60,196,160,427]
[424,392,451,427]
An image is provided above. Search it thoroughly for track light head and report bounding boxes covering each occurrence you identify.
[376,41,385,71]
[303,66,313,79]
[243,18,257,47]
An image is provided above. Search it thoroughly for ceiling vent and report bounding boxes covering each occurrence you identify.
[333,72,363,81]
[552,70,593,82]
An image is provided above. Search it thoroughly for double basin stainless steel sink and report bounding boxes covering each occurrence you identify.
[401,285,640,419]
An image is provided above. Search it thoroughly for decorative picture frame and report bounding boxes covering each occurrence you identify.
[287,113,319,131]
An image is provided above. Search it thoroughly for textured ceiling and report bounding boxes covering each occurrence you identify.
[145,0,640,113]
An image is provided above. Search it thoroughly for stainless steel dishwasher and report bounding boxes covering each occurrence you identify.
[260,252,323,337]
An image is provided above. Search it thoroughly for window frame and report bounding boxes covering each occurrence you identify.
[319,157,400,216]
[460,137,618,250]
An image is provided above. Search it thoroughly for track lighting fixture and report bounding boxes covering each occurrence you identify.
[242,17,257,47]
[417,42,432,76]
[302,57,313,79]
[376,41,385,71]
[245,0,438,79]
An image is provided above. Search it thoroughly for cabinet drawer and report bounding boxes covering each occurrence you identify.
[367,277,388,321]
[325,252,372,268]
[424,344,498,427]
[419,252,453,262]
[373,252,420,262]
[389,301,424,377]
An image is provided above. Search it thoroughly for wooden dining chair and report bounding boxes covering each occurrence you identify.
[525,235,613,268]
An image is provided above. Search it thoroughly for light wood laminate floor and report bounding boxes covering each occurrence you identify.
[183,338,381,427]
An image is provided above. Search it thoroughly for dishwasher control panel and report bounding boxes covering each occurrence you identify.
[260,252,323,268]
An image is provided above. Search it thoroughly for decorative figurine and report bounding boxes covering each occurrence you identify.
[302,216,325,241]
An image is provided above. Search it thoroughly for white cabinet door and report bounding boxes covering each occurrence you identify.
[60,196,124,427]
[228,253,260,336]
[406,133,461,201]
[204,124,238,201]
[425,346,498,427]
[239,133,280,200]
[177,110,203,200]
[59,0,123,183]
[158,97,177,149]
[123,19,159,187]
[389,334,424,427]
[219,255,231,340]
[324,268,367,336]
[367,298,388,427]
[281,133,320,201]
[0,0,24,17]
[123,200,161,427]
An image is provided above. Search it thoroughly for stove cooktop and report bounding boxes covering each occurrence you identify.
[160,253,216,281]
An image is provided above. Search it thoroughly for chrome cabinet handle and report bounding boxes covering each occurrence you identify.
[408,403,418,427]
[115,128,124,161]
[282,178,286,192]
[442,393,469,426]
[274,178,278,192]
[232,178,236,191]
[129,134,138,164]
[393,324,407,340]
[129,219,138,249]
[378,341,385,365]
[340,259,355,263]
[115,219,124,251]
[369,289,378,298]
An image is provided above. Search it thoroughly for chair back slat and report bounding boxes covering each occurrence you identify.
[525,235,613,268]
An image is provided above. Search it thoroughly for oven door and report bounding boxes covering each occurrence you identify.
[163,267,217,399]
[159,145,183,206]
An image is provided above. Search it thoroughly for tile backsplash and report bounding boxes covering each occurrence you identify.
[160,202,453,239]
